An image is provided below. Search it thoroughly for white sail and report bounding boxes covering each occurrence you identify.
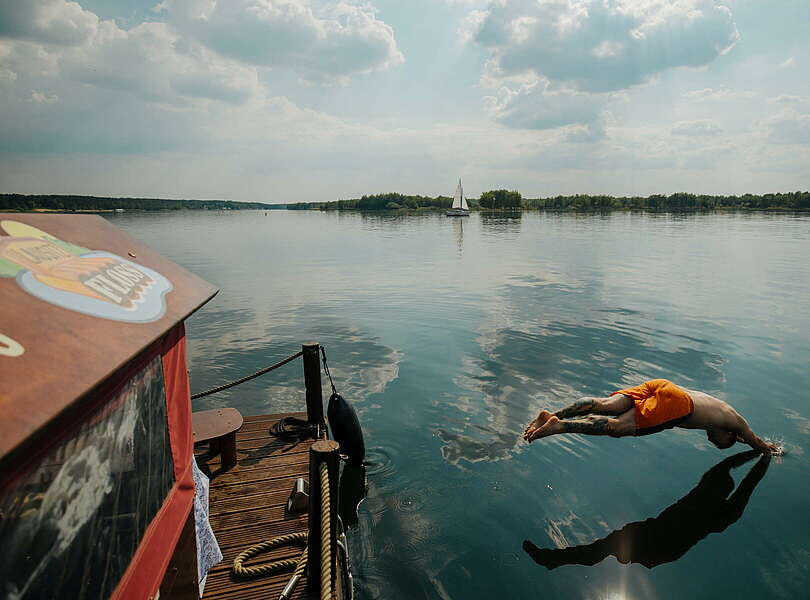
[452,179,468,210]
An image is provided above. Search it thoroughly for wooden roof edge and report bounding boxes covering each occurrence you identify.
[0,213,220,476]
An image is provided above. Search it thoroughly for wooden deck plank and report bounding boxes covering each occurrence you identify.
[203,452,310,484]
[197,412,318,600]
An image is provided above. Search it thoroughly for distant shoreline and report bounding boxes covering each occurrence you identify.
[0,194,275,212]
[284,190,810,212]
[2,191,809,213]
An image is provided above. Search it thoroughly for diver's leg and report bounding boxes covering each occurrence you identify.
[524,395,629,440]
[590,394,634,416]
[524,397,599,438]
[527,409,636,441]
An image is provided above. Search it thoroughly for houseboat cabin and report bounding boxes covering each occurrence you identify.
[0,214,218,599]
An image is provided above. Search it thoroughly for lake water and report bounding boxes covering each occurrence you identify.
[109,209,810,600]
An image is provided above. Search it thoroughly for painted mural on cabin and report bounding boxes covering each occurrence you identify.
[0,220,172,323]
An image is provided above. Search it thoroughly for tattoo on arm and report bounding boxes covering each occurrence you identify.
[563,417,612,435]
[555,399,595,419]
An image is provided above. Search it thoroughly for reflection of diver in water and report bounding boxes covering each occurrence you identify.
[523,450,770,569]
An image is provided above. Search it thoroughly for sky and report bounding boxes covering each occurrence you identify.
[0,0,808,203]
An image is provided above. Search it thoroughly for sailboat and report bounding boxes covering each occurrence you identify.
[446,178,470,216]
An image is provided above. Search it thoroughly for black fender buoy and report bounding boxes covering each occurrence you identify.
[327,392,365,464]
[338,462,367,528]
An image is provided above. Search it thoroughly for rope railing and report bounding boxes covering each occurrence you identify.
[190,350,303,400]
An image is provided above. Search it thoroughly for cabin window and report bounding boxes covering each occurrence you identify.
[0,356,174,599]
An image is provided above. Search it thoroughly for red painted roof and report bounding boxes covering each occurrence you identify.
[0,213,217,470]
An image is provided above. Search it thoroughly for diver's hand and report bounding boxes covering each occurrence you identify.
[761,441,780,455]
[752,436,779,454]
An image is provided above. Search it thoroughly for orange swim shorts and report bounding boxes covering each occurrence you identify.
[610,379,694,436]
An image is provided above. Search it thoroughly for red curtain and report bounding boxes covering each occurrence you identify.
[111,323,195,600]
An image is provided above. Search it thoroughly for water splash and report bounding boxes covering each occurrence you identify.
[765,436,786,457]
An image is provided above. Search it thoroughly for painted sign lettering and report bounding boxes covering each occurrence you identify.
[0,333,24,357]
[0,220,172,323]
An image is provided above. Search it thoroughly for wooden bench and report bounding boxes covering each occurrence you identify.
[192,408,243,469]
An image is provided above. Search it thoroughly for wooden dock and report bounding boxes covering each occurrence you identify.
[196,412,318,600]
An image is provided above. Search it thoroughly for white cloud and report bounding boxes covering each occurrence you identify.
[1,0,404,112]
[484,78,616,132]
[159,0,404,83]
[468,1,740,133]
[564,121,607,143]
[0,67,17,82]
[779,55,797,69]
[499,133,676,171]
[765,111,810,145]
[58,21,261,104]
[767,95,810,113]
[457,9,487,44]
[685,87,756,101]
[761,95,810,145]
[30,90,58,104]
[0,3,266,108]
[672,119,722,136]
[0,0,99,46]
[768,94,803,104]
[472,0,740,93]
[0,1,321,157]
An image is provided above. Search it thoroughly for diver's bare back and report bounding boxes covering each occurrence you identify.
[679,389,739,430]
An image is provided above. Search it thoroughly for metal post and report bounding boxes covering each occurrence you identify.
[302,342,324,425]
[307,439,340,597]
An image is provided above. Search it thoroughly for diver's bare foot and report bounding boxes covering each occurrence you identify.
[523,410,553,440]
[527,416,563,442]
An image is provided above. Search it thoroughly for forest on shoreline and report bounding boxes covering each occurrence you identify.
[285,190,810,211]
[3,190,809,213]
[0,194,273,212]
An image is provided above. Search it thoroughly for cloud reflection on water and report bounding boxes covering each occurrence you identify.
[188,306,402,415]
[436,279,726,466]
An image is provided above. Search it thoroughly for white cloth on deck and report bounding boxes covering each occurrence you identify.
[192,458,223,596]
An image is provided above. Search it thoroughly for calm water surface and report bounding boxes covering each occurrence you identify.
[109,210,810,600]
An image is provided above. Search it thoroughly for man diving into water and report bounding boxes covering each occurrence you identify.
[523,379,778,453]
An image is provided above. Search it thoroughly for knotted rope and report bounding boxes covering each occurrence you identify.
[232,532,308,579]
[232,462,334,600]
[319,461,332,600]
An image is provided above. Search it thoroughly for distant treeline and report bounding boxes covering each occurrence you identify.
[0,194,275,212]
[284,190,810,211]
[5,191,808,213]
[285,190,524,210]
[286,192,458,211]
[524,191,810,211]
